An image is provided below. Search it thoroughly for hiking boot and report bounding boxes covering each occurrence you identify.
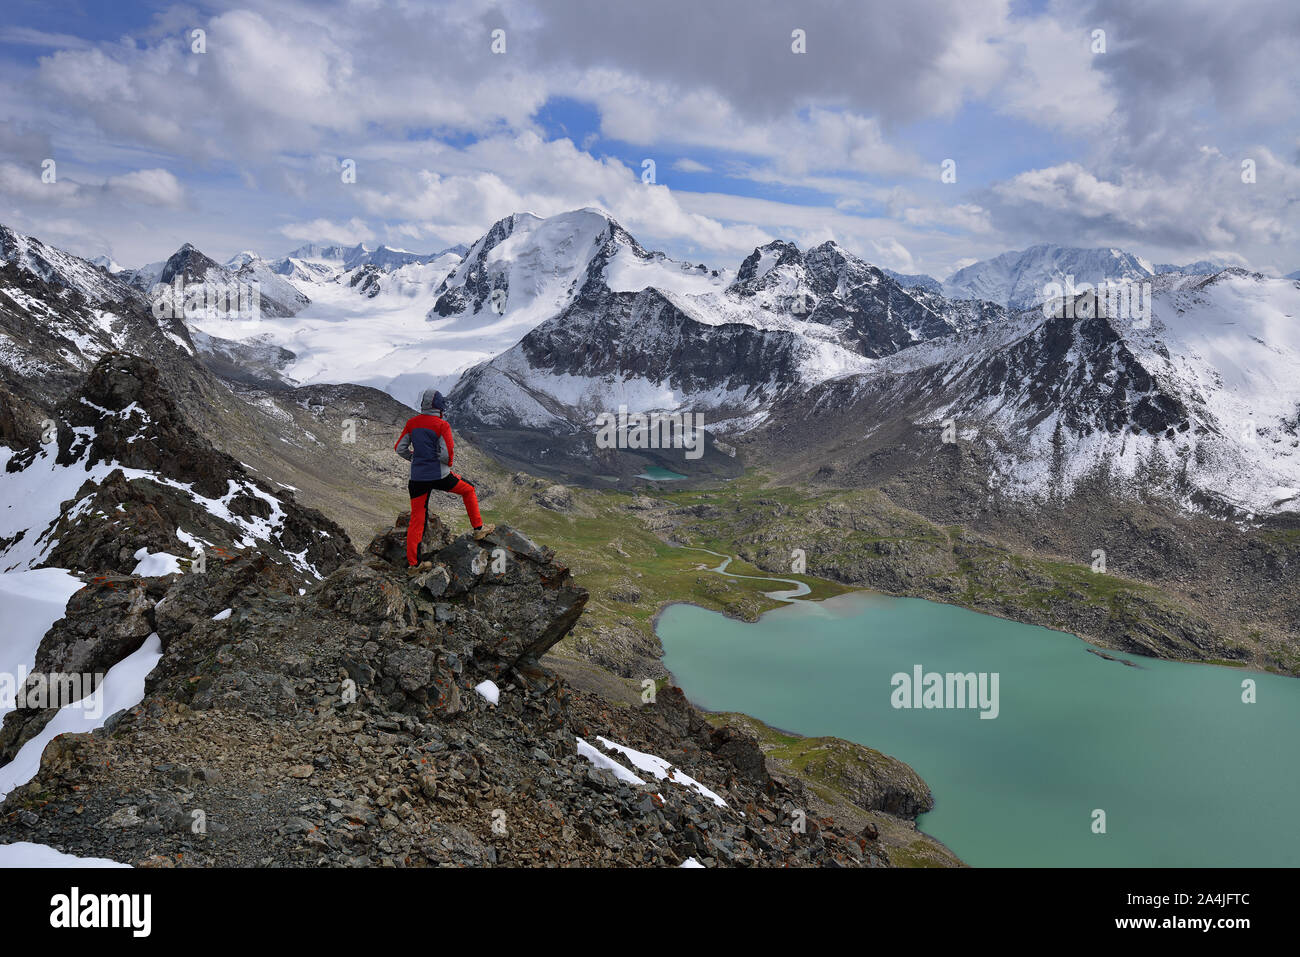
[406,560,433,576]
[472,523,496,541]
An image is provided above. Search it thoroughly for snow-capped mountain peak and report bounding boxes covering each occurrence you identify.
[0,222,199,412]
[116,242,309,319]
[1155,259,1231,276]
[723,236,1003,357]
[224,250,261,270]
[943,243,1156,310]
[428,207,724,324]
[0,226,140,306]
[284,241,370,264]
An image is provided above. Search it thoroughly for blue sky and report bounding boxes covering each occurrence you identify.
[1,0,1297,277]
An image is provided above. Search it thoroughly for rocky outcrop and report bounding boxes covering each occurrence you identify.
[364,510,453,568]
[0,355,946,868]
[533,483,574,512]
[0,505,909,866]
[6,353,354,578]
[0,572,168,765]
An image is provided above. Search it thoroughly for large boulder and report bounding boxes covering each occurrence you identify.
[533,484,574,511]
[362,516,589,669]
[316,561,422,629]
[365,511,452,567]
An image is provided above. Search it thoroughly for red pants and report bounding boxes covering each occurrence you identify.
[407,473,481,565]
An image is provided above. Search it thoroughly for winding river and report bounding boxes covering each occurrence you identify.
[680,545,811,601]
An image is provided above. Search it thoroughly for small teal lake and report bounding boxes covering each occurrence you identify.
[636,466,688,481]
[657,591,1300,867]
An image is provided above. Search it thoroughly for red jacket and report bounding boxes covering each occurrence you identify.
[395,413,453,481]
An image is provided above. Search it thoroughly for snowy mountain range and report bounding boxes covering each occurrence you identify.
[119,243,308,319]
[851,248,1239,311]
[2,211,1297,518]
[285,240,468,271]
[882,268,943,294]
[764,267,1300,517]
[939,246,1260,312]
[437,216,1010,477]
[441,223,1298,516]
[1154,259,1232,276]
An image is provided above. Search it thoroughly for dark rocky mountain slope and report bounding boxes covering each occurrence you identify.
[0,355,951,867]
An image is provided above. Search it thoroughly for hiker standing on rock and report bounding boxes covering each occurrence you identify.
[395,389,493,569]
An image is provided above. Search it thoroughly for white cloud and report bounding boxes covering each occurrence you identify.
[0,162,59,203]
[672,189,989,276]
[987,151,1300,253]
[39,47,136,105]
[278,217,374,245]
[352,132,771,254]
[0,27,92,50]
[3,0,1298,274]
[993,13,1117,132]
[868,237,917,273]
[898,200,994,235]
[105,168,185,207]
[581,75,923,177]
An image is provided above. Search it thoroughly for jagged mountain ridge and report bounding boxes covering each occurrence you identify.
[727,239,998,358]
[442,212,1010,478]
[428,208,728,323]
[1154,259,1231,275]
[116,237,471,325]
[34,210,1000,412]
[0,224,204,434]
[0,353,355,577]
[939,246,1241,310]
[285,240,468,271]
[444,220,1297,517]
[0,223,447,555]
[750,269,1300,516]
[121,243,308,319]
[445,239,992,416]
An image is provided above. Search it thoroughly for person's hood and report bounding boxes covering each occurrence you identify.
[419,389,446,414]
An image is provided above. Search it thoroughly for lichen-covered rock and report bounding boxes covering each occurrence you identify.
[411,564,451,598]
[316,561,421,628]
[433,537,489,595]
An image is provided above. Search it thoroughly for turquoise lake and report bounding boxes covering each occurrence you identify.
[636,466,689,481]
[657,591,1300,867]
